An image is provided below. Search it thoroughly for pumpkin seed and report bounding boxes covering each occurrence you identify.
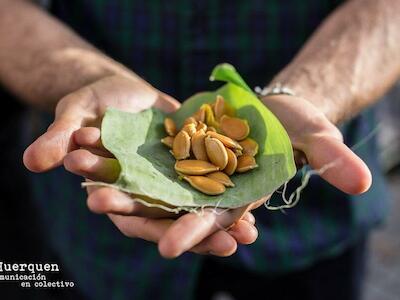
[234,149,243,157]
[191,129,208,161]
[223,147,238,175]
[206,131,243,150]
[205,136,228,170]
[236,155,258,173]
[220,115,250,141]
[206,171,235,187]
[182,123,197,137]
[214,95,225,120]
[163,95,259,195]
[202,104,220,129]
[183,116,198,126]
[239,138,259,156]
[175,160,219,175]
[161,136,174,148]
[172,130,191,160]
[164,117,177,136]
[196,121,207,132]
[192,107,206,123]
[183,175,226,195]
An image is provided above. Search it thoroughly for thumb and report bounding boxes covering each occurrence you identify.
[23,97,90,172]
[154,92,181,113]
[304,134,372,195]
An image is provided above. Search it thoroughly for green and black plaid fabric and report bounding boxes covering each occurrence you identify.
[28,1,388,299]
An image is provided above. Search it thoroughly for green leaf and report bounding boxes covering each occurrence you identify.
[210,63,252,93]
[96,65,296,211]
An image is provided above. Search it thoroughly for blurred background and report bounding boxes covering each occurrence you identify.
[364,83,400,300]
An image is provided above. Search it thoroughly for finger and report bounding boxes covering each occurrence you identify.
[108,214,173,242]
[73,127,113,157]
[23,94,94,172]
[87,187,177,218]
[84,179,99,194]
[241,212,255,225]
[64,149,121,183]
[228,220,258,245]
[109,213,237,257]
[74,127,103,148]
[154,93,181,113]
[23,119,80,172]
[111,212,237,257]
[305,134,372,195]
[221,198,266,232]
[248,196,269,210]
[158,208,243,258]
[191,230,237,257]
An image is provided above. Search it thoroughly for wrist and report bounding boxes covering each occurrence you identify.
[267,67,342,125]
[17,48,142,111]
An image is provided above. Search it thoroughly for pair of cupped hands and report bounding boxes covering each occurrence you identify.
[23,75,371,258]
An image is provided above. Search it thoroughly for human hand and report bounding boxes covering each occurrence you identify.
[61,128,261,258]
[23,75,259,258]
[261,94,372,195]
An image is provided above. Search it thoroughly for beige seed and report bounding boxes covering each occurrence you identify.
[206,171,235,187]
[175,160,219,175]
[205,136,228,170]
[214,95,226,120]
[239,138,259,156]
[220,115,250,141]
[223,148,238,175]
[234,149,243,157]
[164,117,177,136]
[183,116,198,126]
[191,130,208,161]
[182,123,197,137]
[236,155,258,173]
[192,107,206,123]
[206,131,243,150]
[161,136,174,148]
[183,176,225,195]
[172,131,191,160]
[196,121,207,132]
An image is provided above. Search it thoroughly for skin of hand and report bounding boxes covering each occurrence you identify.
[23,75,260,258]
[261,95,371,195]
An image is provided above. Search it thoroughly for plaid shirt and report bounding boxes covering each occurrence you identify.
[28,1,389,299]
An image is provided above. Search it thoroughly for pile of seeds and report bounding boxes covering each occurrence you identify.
[161,95,259,195]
